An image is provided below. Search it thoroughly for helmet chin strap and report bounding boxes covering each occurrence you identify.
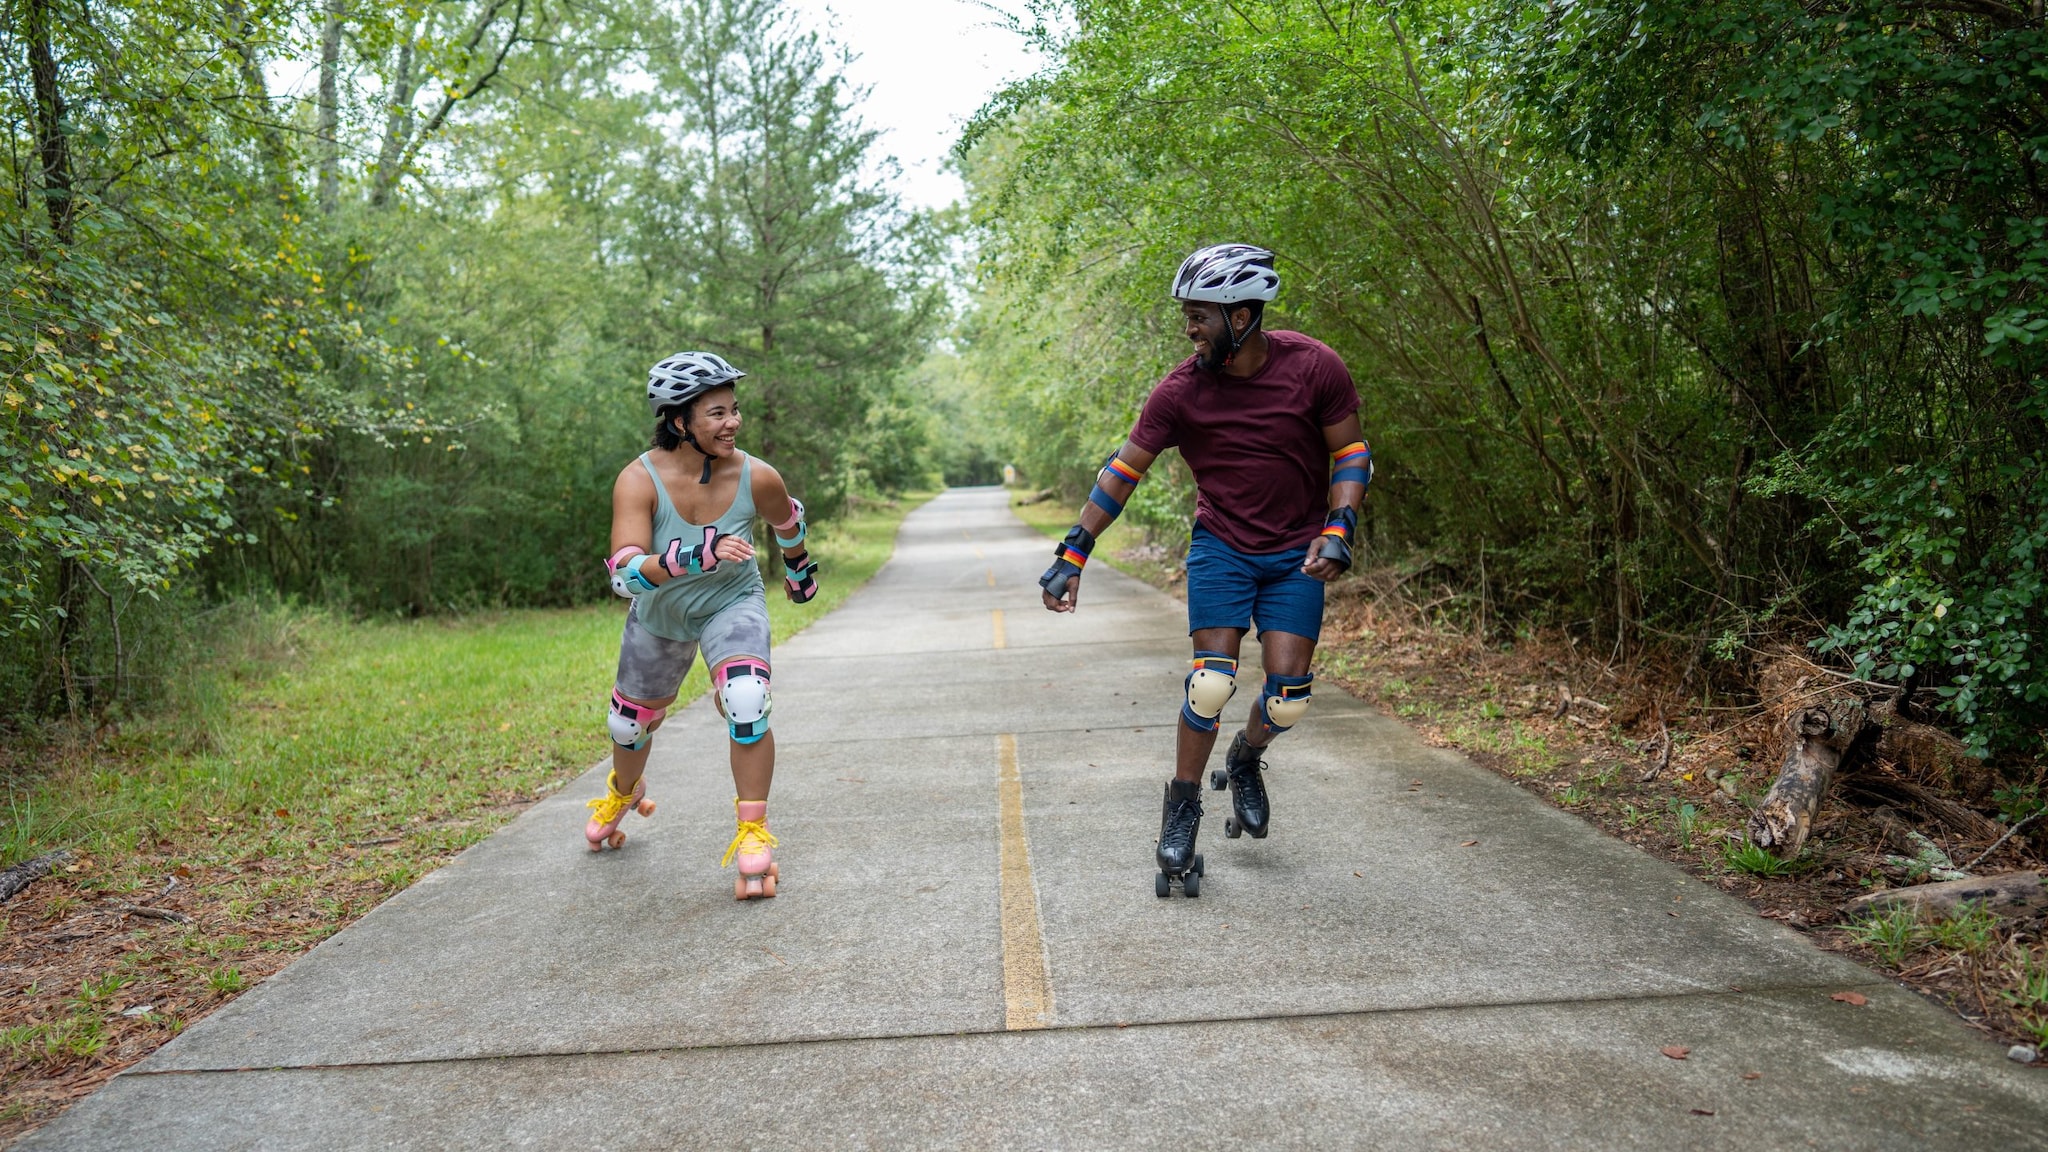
[679,424,715,484]
[1214,303,1255,370]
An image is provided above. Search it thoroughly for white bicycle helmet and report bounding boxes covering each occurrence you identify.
[1171,244,1279,305]
[646,350,745,416]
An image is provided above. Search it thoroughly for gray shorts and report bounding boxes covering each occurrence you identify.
[616,591,771,700]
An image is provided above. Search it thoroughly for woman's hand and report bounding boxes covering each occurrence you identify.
[714,533,755,565]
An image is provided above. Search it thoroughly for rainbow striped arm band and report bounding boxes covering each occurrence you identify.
[1089,453,1148,518]
[1331,441,1373,490]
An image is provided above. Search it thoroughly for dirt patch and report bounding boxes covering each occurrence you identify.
[1309,571,2047,1058]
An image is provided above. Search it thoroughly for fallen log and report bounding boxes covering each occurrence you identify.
[0,849,73,903]
[1846,776,2004,843]
[1843,871,2048,922]
[1749,699,1866,859]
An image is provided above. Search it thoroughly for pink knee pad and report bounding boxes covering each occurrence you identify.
[607,689,666,750]
[712,659,772,745]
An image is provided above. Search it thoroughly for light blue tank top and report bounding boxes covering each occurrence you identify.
[634,451,765,642]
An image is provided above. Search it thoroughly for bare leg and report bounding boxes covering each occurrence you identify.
[1175,627,1246,782]
[709,656,776,799]
[730,729,775,799]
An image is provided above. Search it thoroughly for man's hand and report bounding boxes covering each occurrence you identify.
[1302,536,1349,582]
[1041,570,1081,613]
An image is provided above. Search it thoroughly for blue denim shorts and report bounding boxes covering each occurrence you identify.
[1185,524,1326,639]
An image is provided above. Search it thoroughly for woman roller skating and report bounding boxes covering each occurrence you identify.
[588,351,821,900]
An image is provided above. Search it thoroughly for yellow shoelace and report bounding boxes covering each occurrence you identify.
[586,786,633,826]
[720,820,779,868]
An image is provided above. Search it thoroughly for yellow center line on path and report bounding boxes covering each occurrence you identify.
[997,733,1052,1031]
[973,547,985,559]
[986,568,996,587]
[991,609,1006,649]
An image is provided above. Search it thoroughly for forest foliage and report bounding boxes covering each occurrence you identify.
[959,0,2048,757]
[1,0,949,716]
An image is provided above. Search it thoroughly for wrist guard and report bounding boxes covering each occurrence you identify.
[1317,506,1358,572]
[660,525,726,577]
[1040,524,1095,601]
[606,546,656,598]
[772,497,808,549]
[783,549,820,604]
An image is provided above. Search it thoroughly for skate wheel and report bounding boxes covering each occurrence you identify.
[1193,854,1204,876]
[1155,872,1170,898]
[1225,818,1241,838]
[637,799,657,817]
[587,839,603,852]
[1210,770,1227,791]
[1183,872,1200,898]
[735,876,750,900]
[762,873,777,898]
[767,862,780,880]
[607,831,626,850]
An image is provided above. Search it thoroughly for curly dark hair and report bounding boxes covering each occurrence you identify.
[651,404,687,451]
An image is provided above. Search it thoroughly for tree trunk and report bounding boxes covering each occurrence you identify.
[1748,698,1866,858]
[316,0,345,213]
[25,0,76,243]
[369,32,418,207]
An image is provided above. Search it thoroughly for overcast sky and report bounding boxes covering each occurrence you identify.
[783,0,1047,210]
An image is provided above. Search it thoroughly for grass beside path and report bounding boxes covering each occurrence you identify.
[0,491,931,1142]
[1008,490,1189,592]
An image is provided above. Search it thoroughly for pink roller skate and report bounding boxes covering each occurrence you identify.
[721,799,780,899]
[584,769,656,851]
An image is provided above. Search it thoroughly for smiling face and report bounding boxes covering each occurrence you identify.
[1180,300,1254,371]
[676,385,741,457]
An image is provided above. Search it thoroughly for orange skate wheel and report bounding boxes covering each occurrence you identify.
[767,861,780,880]
[607,830,626,850]
[734,875,751,900]
[587,839,603,853]
[637,799,656,817]
[762,873,777,898]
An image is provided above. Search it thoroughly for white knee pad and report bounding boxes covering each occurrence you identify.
[1180,651,1238,733]
[1257,673,1314,734]
[608,689,666,750]
[715,660,772,745]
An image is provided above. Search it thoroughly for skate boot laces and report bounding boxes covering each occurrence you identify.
[586,784,635,827]
[1162,796,1201,851]
[720,820,779,868]
[1231,759,1268,807]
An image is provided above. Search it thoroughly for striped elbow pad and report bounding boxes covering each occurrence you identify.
[1089,454,1146,517]
[1332,441,1373,489]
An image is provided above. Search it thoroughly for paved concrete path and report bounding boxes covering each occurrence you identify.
[24,489,2048,1149]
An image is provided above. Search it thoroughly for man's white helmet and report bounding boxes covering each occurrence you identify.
[1171,244,1279,305]
[647,351,745,416]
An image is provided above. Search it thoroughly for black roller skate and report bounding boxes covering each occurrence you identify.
[1154,778,1205,898]
[1209,732,1269,839]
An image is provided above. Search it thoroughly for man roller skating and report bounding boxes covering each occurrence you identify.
[1038,244,1372,898]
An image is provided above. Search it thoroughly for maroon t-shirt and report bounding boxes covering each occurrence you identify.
[1128,330,1361,554]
